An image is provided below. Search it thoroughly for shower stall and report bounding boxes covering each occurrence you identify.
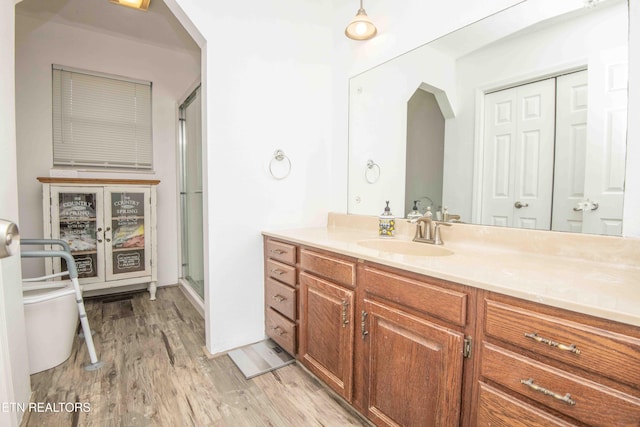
[179,86,204,300]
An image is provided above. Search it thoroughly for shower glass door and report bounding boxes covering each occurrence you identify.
[179,86,204,299]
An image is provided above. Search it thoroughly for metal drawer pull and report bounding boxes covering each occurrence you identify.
[342,300,349,328]
[361,311,368,340]
[524,333,581,354]
[270,268,286,276]
[271,326,286,336]
[272,294,286,303]
[520,378,576,406]
[271,249,286,255]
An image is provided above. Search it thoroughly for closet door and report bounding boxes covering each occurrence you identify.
[582,47,627,236]
[552,70,588,233]
[481,78,556,229]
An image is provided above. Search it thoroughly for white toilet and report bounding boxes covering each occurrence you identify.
[23,283,79,374]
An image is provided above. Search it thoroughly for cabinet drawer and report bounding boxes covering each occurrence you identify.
[300,249,355,288]
[266,239,297,265]
[481,343,640,427]
[265,278,296,320]
[477,382,575,427]
[266,308,296,355]
[362,266,467,327]
[484,299,640,388]
[266,259,296,287]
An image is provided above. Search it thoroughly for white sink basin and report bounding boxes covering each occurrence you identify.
[357,239,453,257]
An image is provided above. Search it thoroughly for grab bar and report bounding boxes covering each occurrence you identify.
[20,250,78,279]
[19,243,103,371]
[21,238,71,255]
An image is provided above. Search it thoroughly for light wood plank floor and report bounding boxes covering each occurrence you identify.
[25,287,367,427]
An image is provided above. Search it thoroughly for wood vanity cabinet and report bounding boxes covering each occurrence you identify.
[358,264,475,427]
[473,291,640,427]
[298,248,357,402]
[264,238,298,355]
[263,236,640,427]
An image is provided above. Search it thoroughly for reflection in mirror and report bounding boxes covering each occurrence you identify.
[348,0,629,236]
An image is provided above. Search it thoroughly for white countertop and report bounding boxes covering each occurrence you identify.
[263,217,640,328]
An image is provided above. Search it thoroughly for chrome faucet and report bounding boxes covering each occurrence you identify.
[410,207,452,245]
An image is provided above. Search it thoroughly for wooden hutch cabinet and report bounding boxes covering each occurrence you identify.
[39,177,159,299]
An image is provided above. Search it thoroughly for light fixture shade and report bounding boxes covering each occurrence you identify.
[345,7,377,41]
[109,0,151,11]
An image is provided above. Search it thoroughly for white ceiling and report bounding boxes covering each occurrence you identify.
[16,0,199,53]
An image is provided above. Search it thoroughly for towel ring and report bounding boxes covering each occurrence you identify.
[269,149,291,180]
[365,159,380,184]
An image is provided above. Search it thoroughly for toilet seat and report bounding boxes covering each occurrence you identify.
[23,285,75,305]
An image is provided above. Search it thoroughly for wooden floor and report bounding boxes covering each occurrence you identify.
[25,287,367,427]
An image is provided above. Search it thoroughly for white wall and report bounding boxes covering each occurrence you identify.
[15,13,200,286]
[172,0,333,354]
[447,1,628,221]
[0,1,30,425]
[330,0,523,213]
[166,0,556,355]
[347,46,456,217]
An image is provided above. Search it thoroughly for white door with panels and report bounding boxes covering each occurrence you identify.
[582,47,628,236]
[481,78,556,229]
[553,71,589,233]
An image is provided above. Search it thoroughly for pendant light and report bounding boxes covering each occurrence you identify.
[345,0,377,41]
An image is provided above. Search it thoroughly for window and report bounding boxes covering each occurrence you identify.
[52,65,153,170]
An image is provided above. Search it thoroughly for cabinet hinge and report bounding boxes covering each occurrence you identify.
[463,336,472,359]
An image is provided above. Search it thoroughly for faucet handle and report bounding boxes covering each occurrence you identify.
[433,221,452,245]
[434,221,452,227]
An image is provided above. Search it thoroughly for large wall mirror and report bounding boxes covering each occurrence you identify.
[348,0,629,236]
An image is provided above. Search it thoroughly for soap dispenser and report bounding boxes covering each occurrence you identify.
[407,200,422,221]
[379,201,396,237]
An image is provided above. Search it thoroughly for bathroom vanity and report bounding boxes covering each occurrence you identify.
[38,177,159,299]
[263,214,640,427]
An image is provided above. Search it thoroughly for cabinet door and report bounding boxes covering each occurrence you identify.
[50,187,105,284]
[363,299,465,427]
[299,272,355,401]
[104,187,152,281]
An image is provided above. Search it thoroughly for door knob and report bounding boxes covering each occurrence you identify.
[0,219,20,259]
[514,201,529,209]
[573,200,599,212]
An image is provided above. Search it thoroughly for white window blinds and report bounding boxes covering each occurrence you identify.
[52,66,153,170]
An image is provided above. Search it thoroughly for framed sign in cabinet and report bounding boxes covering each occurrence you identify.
[38,177,159,300]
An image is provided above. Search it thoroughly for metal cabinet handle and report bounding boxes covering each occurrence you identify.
[270,268,285,276]
[361,311,368,340]
[272,294,286,303]
[342,300,349,328]
[271,326,286,336]
[514,201,529,209]
[520,378,576,406]
[270,249,286,255]
[524,333,580,354]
